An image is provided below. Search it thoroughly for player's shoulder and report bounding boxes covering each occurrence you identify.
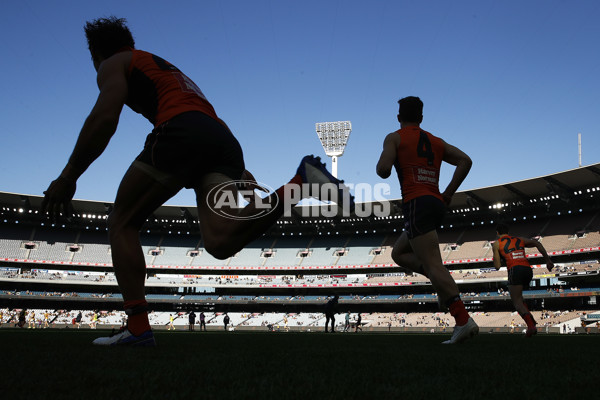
[422,129,446,145]
[99,51,133,76]
[384,130,402,145]
[518,235,536,245]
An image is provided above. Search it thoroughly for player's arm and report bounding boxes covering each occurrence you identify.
[63,53,129,181]
[376,133,399,179]
[521,237,555,272]
[42,53,129,220]
[491,240,502,270]
[440,141,472,205]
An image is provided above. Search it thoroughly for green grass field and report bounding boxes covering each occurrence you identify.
[2,329,599,400]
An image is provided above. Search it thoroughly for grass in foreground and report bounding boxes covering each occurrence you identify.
[2,329,599,400]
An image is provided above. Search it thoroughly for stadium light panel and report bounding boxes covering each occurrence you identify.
[315,121,351,178]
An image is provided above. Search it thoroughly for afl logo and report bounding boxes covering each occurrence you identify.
[206,180,279,220]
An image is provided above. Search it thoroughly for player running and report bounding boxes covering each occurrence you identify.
[492,223,554,337]
[376,96,478,344]
[41,16,353,347]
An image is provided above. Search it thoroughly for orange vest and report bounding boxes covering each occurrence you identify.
[395,126,445,202]
[126,49,220,127]
[497,234,531,269]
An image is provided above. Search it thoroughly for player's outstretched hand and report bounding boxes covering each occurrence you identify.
[41,177,76,222]
[547,261,555,272]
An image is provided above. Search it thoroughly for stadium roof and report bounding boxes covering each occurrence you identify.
[2,162,600,220]
[450,163,600,210]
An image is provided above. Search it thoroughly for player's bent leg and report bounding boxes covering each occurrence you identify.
[508,285,527,315]
[108,163,183,301]
[194,175,282,260]
[409,230,457,303]
[509,285,537,336]
[410,230,478,343]
[391,232,428,277]
[102,163,183,344]
[195,155,354,260]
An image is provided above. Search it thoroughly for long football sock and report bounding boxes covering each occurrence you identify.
[520,309,537,329]
[447,296,470,326]
[124,299,150,336]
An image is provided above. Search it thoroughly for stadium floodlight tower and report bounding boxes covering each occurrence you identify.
[315,121,352,178]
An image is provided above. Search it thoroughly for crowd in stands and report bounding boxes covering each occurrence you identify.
[2,308,597,333]
[0,224,597,270]
[2,263,596,288]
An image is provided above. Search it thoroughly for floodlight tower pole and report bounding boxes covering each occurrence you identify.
[331,155,339,178]
[315,121,352,179]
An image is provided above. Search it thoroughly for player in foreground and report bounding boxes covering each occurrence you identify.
[41,17,353,346]
[492,223,554,337]
[376,96,478,344]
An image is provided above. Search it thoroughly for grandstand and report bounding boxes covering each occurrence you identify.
[1,163,599,333]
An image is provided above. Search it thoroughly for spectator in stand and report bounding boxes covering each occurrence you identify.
[492,223,554,337]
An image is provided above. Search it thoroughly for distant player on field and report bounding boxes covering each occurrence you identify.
[167,314,175,331]
[41,17,352,346]
[223,313,231,331]
[324,295,339,333]
[376,96,478,344]
[28,310,36,329]
[492,223,554,337]
[18,309,26,328]
[188,311,196,331]
[199,312,207,332]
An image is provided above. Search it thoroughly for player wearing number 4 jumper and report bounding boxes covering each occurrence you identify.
[492,223,554,337]
[376,96,477,344]
[41,16,353,347]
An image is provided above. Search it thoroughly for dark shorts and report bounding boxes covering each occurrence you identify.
[508,265,533,288]
[402,195,446,239]
[136,111,245,189]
